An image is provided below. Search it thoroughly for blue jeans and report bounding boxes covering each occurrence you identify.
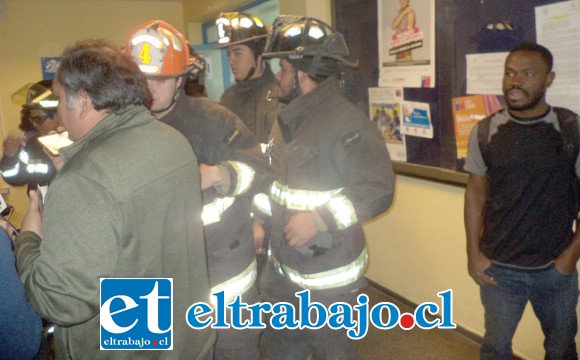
[480,265,579,360]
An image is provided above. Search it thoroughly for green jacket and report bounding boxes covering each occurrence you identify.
[16,105,215,359]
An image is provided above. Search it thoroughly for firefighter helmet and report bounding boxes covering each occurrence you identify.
[262,16,357,77]
[11,80,58,111]
[216,12,268,54]
[126,20,195,78]
[188,46,206,80]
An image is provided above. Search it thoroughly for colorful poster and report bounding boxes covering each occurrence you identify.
[368,87,406,162]
[452,95,504,159]
[400,101,433,139]
[377,0,436,88]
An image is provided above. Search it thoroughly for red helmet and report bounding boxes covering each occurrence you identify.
[126,20,194,78]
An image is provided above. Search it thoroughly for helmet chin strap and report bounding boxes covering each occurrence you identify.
[150,76,185,114]
[240,54,261,82]
[278,70,302,105]
[242,65,257,82]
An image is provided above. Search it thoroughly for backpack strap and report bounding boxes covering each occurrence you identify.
[553,106,580,166]
[476,114,494,166]
[553,106,580,219]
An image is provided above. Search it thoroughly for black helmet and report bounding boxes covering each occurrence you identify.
[11,80,58,111]
[188,45,206,80]
[262,16,357,77]
[216,12,268,54]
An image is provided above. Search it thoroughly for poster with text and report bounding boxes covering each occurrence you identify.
[452,95,504,160]
[466,52,508,95]
[401,101,433,139]
[536,0,580,114]
[378,0,435,88]
[368,87,406,162]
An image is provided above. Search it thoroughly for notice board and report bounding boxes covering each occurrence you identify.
[333,0,575,183]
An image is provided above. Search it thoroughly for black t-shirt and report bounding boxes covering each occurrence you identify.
[481,119,576,267]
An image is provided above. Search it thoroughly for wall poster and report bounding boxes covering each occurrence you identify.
[377,0,436,88]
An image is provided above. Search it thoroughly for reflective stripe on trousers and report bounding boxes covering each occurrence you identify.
[210,258,258,306]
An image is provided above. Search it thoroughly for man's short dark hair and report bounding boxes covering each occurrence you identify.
[510,42,554,72]
[57,39,152,112]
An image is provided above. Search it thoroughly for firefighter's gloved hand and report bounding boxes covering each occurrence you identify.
[294,231,333,257]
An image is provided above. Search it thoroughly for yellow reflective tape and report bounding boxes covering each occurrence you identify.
[325,194,358,230]
[268,247,368,290]
[39,100,58,108]
[138,64,160,74]
[1,163,20,177]
[227,161,255,196]
[202,197,236,226]
[19,150,29,164]
[131,34,163,48]
[210,258,257,306]
[269,181,343,211]
[252,193,272,217]
[26,163,49,174]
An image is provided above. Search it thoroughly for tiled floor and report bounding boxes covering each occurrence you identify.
[358,284,482,360]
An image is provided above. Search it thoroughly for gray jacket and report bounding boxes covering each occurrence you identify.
[16,105,215,359]
[269,77,395,295]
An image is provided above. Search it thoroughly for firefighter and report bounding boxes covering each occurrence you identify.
[1,80,59,187]
[216,12,282,146]
[126,20,273,360]
[259,16,396,359]
[216,11,284,276]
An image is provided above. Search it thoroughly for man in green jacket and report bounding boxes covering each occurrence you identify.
[15,39,215,359]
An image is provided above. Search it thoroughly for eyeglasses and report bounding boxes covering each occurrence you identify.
[30,114,51,124]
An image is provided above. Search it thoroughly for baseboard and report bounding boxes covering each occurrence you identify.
[364,278,526,360]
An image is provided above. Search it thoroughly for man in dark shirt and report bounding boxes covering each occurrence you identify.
[464,42,580,359]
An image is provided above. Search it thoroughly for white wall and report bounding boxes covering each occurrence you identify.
[0,0,185,225]
[364,174,580,360]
